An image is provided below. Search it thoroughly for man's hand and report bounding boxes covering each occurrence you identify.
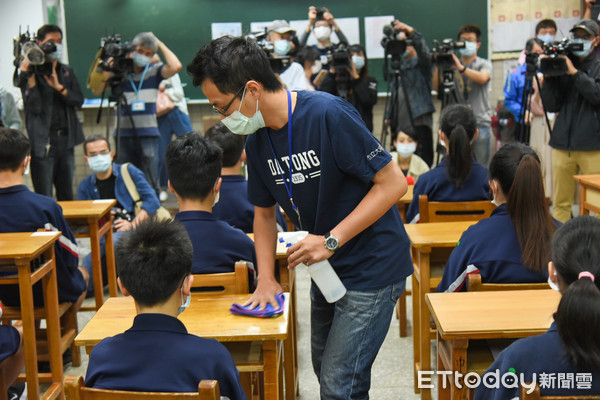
[308,6,317,24]
[323,7,335,27]
[113,218,133,232]
[286,234,333,270]
[451,53,463,71]
[43,67,64,92]
[19,58,30,72]
[131,209,150,228]
[562,55,578,75]
[243,276,283,310]
[392,21,414,35]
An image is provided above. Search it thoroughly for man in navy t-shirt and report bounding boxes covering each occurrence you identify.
[188,36,413,399]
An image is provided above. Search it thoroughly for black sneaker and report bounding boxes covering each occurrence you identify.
[7,382,26,400]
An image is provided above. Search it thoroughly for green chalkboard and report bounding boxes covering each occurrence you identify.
[64,0,487,100]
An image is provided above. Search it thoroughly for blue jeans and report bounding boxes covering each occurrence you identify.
[158,108,193,188]
[30,135,75,200]
[472,125,491,167]
[117,136,159,190]
[310,279,406,399]
[82,231,124,295]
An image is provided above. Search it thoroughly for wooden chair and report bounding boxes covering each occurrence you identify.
[191,261,249,294]
[468,273,550,292]
[520,383,599,399]
[64,375,220,400]
[418,194,497,223]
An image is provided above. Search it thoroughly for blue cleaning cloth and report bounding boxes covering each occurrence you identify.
[230,293,285,318]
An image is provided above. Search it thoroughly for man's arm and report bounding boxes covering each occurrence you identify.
[18,59,43,115]
[503,72,523,120]
[244,205,282,310]
[128,164,161,216]
[564,55,600,106]
[452,54,490,85]
[287,160,407,268]
[155,35,182,79]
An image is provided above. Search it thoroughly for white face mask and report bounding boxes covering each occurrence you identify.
[47,43,63,61]
[314,26,332,42]
[311,60,322,75]
[396,142,416,158]
[548,275,560,291]
[221,85,266,135]
[23,158,30,175]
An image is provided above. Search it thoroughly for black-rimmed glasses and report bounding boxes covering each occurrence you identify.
[212,84,246,116]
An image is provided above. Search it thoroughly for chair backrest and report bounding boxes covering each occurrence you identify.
[64,375,220,400]
[418,194,496,223]
[191,261,249,294]
[520,382,599,399]
[468,273,550,292]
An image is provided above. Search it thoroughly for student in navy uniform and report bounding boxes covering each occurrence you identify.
[475,216,600,399]
[406,104,490,223]
[0,128,88,308]
[0,324,24,396]
[206,123,288,233]
[437,142,557,292]
[188,36,412,399]
[166,133,256,287]
[85,219,245,399]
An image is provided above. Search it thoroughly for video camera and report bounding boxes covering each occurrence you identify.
[13,27,54,78]
[381,22,412,61]
[540,39,584,76]
[331,43,351,70]
[432,39,465,70]
[245,30,292,74]
[316,7,326,20]
[98,34,136,76]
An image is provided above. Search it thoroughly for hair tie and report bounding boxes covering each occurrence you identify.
[578,271,596,282]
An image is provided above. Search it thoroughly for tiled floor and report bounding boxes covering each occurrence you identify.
[64,265,434,399]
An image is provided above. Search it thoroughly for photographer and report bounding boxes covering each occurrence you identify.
[77,135,160,295]
[265,20,307,91]
[320,44,378,131]
[541,19,600,223]
[17,24,85,200]
[433,24,492,167]
[108,32,182,190]
[299,6,349,71]
[384,21,435,166]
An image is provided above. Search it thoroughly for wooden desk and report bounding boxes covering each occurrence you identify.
[404,220,475,400]
[0,232,63,400]
[397,185,414,223]
[75,294,289,400]
[248,232,299,400]
[58,199,117,311]
[573,174,600,215]
[426,290,561,400]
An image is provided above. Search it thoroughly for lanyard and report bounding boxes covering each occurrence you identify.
[128,64,149,98]
[266,90,302,230]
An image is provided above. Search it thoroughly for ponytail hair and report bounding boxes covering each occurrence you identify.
[489,142,556,273]
[552,216,600,370]
[440,104,477,188]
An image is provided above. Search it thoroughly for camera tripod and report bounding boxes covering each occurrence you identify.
[381,54,415,150]
[516,62,553,145]
[433,66,465,164]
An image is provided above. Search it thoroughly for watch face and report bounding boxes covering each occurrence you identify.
[326,236,338,250]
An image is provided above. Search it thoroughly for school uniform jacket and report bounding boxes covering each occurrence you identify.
[436,204,548,292]
[0,325,20,362]
[474,322,600,399]
[85,313,246,399]
[406,158,490,223]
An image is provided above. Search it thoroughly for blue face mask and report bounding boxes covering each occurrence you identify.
[221,85,266,135]
[459,41,477,58]
[352,55,365,70]
[47,43,63,61]
[537,34,555,44]
[274,40,291,56]
[178,275,191,315]
[133,52,151,67]
[87,153,112,173]
[572,38,594,58]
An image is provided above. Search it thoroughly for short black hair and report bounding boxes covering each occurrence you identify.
[0,128,30,171]
[37,24,62,42]
[535,19,557,34]
[295,45,321,66]
[166,132,222,200]
[205,123,245,168]
[83,135,111,156]
[525,37,544,52]
[457,24,482,41]
[115,219,193,307]
[187,36,283,95]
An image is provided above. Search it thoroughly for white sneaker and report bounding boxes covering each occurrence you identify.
[159,190,168,202]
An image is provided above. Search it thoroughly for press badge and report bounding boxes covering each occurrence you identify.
[131,100,146,112]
